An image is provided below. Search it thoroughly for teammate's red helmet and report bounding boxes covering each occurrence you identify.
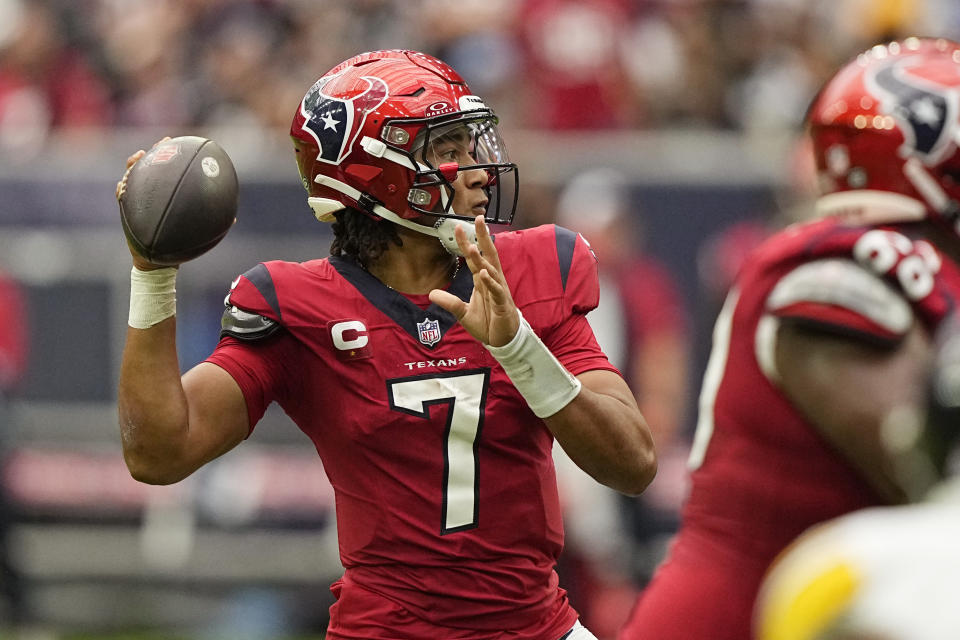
[291,50,518,227]
[807,37,960,232]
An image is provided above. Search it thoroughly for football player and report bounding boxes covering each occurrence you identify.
[619,37,960,640]
[115,50,656,639]
[754,315,960,640]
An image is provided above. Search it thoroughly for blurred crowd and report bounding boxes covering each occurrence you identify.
[1,0,959,158]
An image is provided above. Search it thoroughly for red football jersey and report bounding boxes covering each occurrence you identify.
[206,225,616,639]
[620,217,960,640]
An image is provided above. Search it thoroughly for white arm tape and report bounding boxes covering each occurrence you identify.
[486,311,582,418]
[129,266,177,329]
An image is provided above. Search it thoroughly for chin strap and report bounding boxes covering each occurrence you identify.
[309,174,477,256]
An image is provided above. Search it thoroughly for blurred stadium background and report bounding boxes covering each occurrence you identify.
[0,0,957,638]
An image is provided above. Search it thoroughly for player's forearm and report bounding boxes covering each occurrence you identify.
[117,319,192,484]
[548,383,657,496]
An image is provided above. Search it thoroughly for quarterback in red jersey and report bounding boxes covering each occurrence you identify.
[620,37,960,640]
[115,50,655,639]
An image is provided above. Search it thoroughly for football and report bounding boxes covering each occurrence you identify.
[119,136,238,266]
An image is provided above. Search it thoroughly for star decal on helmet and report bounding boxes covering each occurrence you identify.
[320,112,340,131]
[299,74,388,165]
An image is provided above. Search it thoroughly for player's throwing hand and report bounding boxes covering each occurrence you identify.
[429,215,520,348]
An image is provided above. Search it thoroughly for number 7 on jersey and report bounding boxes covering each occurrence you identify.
[387,369,491,534]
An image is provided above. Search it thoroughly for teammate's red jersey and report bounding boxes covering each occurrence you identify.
[206,225,616,639]
[620,217,960,640]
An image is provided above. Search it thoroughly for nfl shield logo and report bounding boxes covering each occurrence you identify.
[417,317,441,346]
[147,142,181,165]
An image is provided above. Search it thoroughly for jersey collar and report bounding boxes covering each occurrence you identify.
[329,255,473,348]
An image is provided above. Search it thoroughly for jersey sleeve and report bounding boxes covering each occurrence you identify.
[765,258,914,346]
[224,262,285,322]
[545,312,621,377]
[496,224,600,318]
[206,262,301,434]
[205,333,304,435]
[557,225,601,315]
[541,226,619,375]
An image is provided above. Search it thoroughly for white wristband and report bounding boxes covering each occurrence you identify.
[486,311,582,418]
[129,266,177,329]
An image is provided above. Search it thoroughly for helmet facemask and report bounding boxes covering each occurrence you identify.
[401,112,518,226]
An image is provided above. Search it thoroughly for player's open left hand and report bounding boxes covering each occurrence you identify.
[429,215,520,348]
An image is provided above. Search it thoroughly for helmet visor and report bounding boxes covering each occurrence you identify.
[411,113,519,225]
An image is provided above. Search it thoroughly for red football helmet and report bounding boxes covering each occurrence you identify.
[290,50,518,248]
[807,37,960,233]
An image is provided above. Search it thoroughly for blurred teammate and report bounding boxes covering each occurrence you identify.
[620,37,960,640]
[115,50,655,639]
[755,315,960,640]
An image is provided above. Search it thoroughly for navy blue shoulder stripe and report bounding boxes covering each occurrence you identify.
[555,225,578,292]
[242,263,282,320]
